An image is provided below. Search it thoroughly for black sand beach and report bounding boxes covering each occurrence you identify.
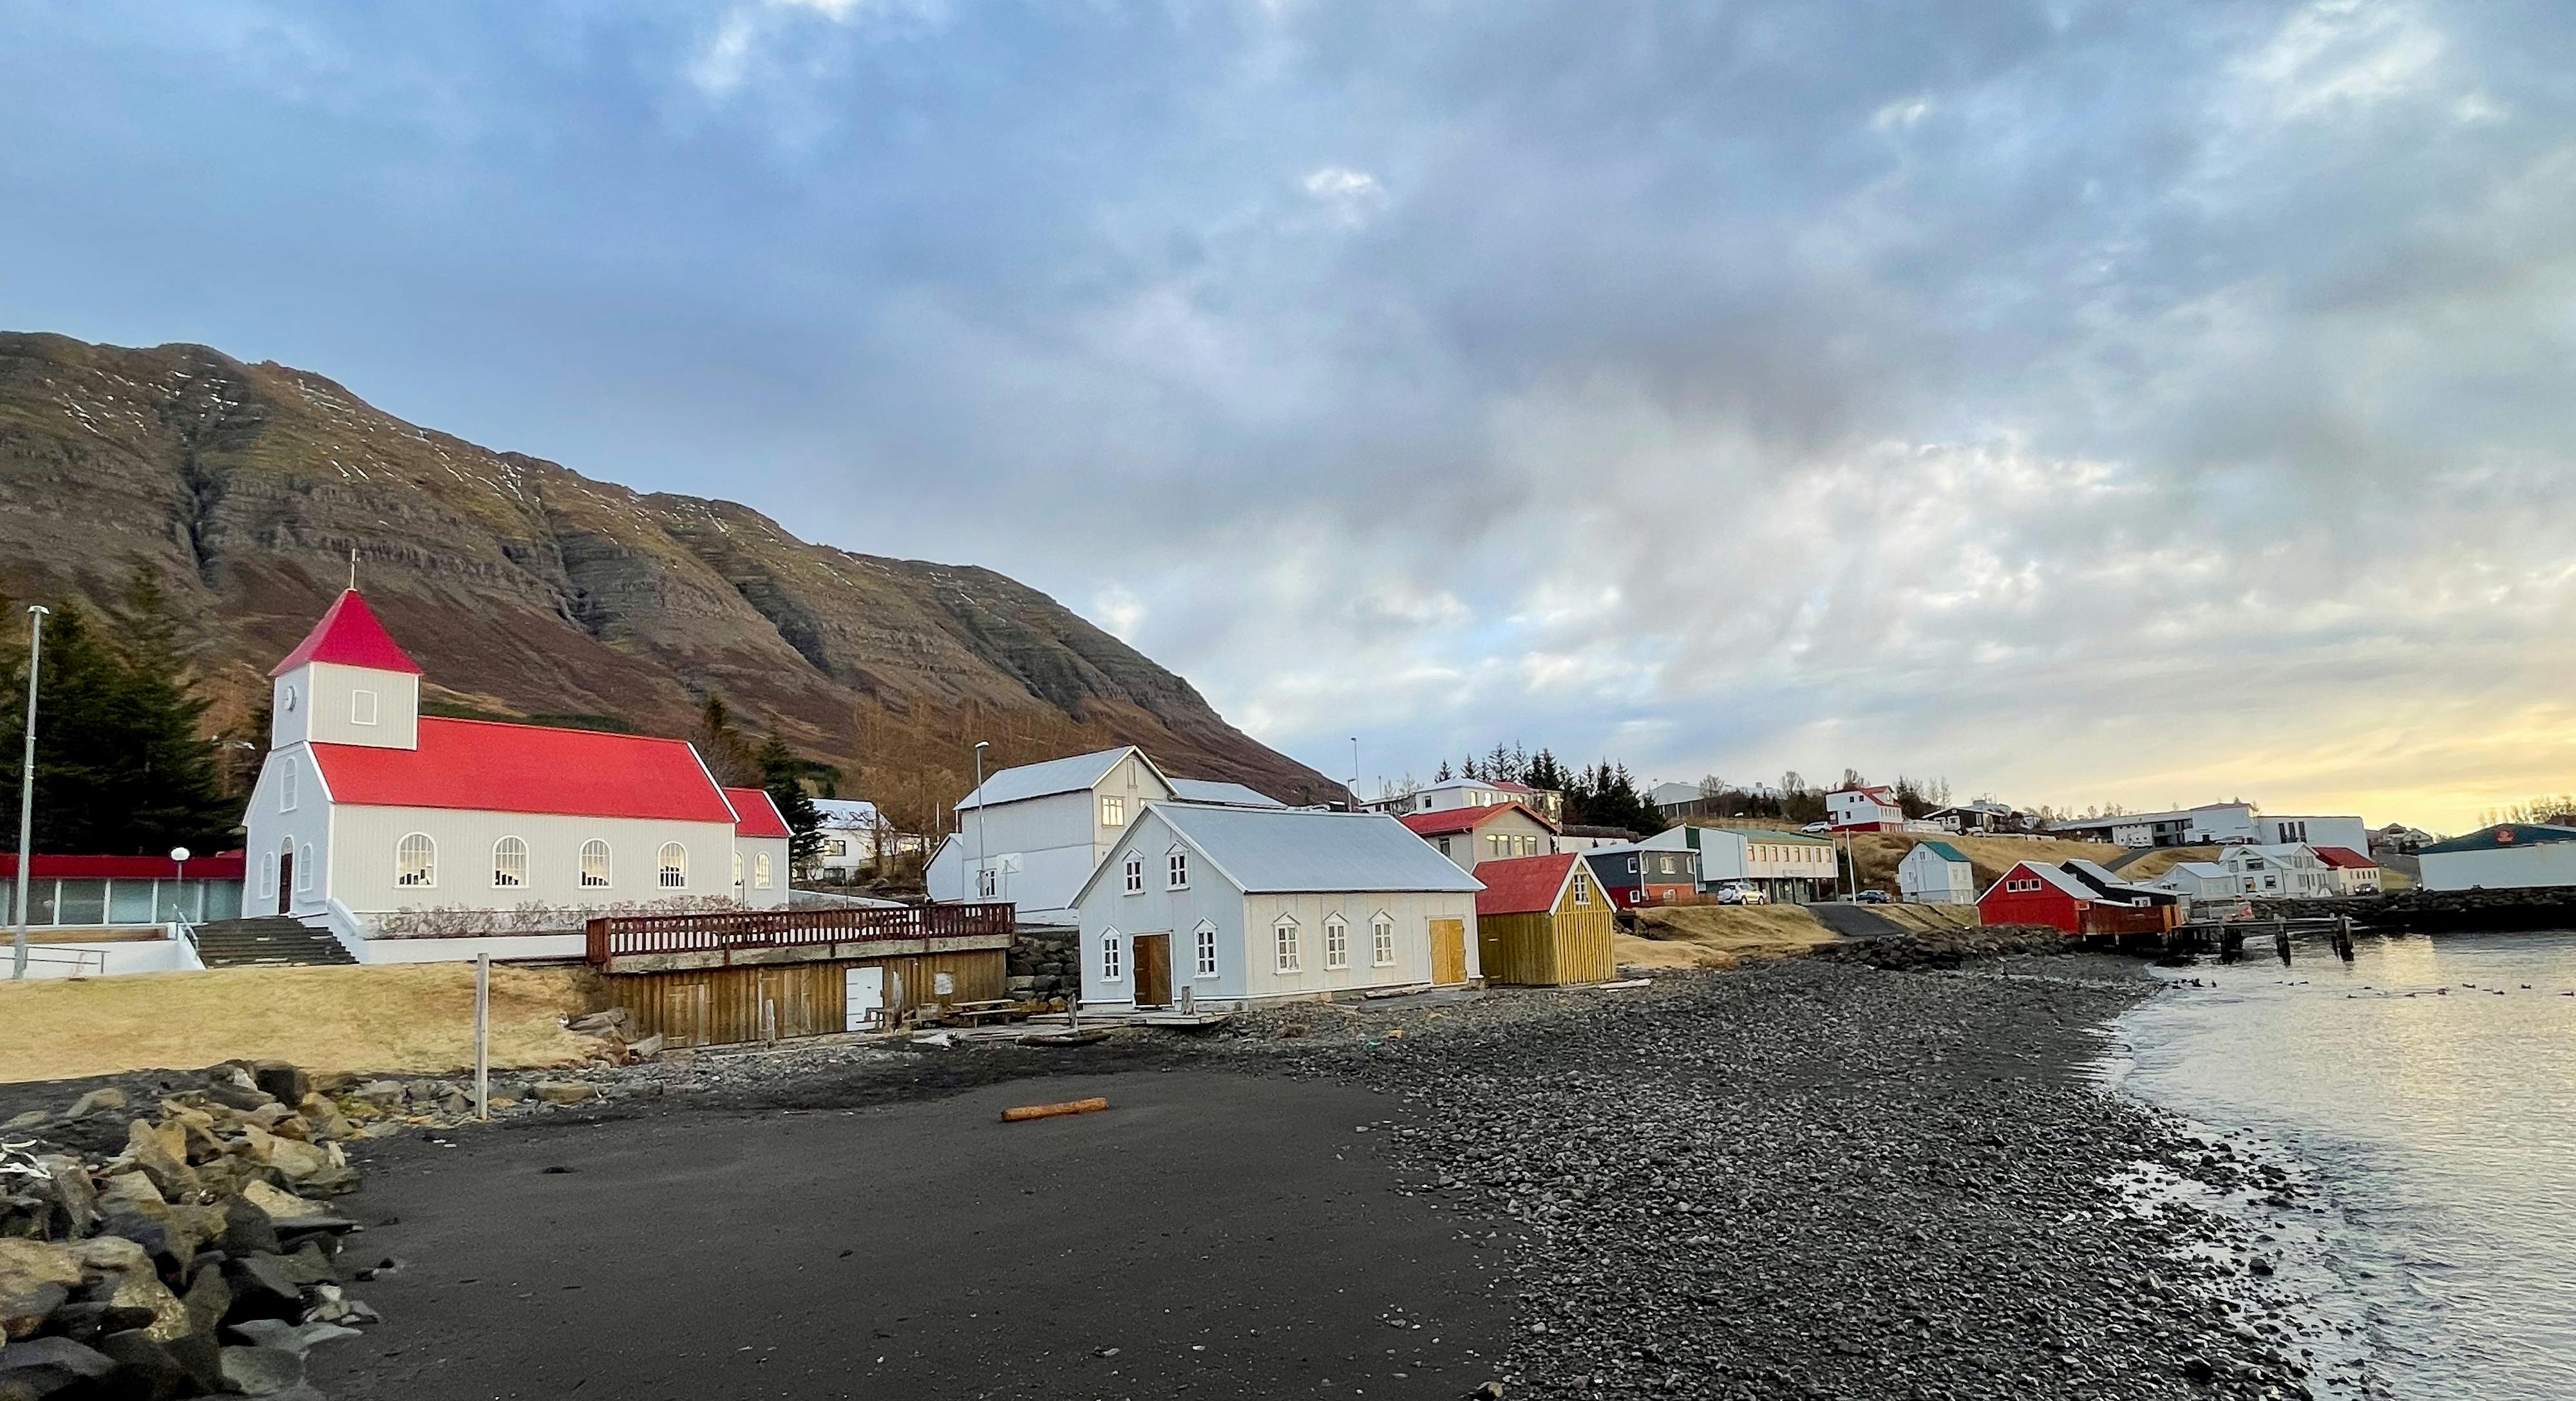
[276,959,2333,1400]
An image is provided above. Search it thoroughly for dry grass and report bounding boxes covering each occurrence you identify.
[1846,832,2130,892]
[1619,904,1842,970]
[1868,903,1984,935]
[0,964,607,1085]
[2110,846,2221,883]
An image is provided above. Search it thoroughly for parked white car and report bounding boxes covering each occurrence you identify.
[1716,883,1769,905]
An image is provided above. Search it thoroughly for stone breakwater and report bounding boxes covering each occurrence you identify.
[1218,963,2354,1400]
[0,1061,391,1400]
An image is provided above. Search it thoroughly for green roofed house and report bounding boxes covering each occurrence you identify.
[1897,840,1976,905]
[2419,823,2576,892]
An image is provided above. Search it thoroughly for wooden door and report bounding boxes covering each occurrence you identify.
[276,845,294,914]
[1429,919,1467,985]
[1133,934,1173,1006]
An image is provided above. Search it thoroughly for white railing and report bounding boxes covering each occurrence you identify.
[320,898,374,961]
[18,946,107,975]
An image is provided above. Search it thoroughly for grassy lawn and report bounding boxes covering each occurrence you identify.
[1618,903,1843,970]
[0,963,607,1084]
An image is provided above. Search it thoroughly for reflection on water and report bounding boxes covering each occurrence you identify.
[2117,930,2576,1400]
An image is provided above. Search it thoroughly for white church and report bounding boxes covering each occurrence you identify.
[241,589,793,961]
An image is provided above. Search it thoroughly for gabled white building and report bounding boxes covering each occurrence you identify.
[810,798,926,881]
[2215,843,2333,898]
[1896,841,1976,904]
[923,747,1283,921]
[1826,785,1906,832]
[1072,804,1482,1010]
[241,590,790,961]
[1363,776,1565,825]
[2141,861,2233,901]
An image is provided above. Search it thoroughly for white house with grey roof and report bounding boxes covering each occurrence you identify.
[1071,803,1483,1011]
[923,746,1285,921]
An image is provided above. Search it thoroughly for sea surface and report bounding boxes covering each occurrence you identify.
[2112,929,2576,1400]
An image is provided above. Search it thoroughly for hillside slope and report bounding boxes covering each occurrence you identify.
[0,332,1338,822]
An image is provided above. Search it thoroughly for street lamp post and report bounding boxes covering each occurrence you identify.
[170,846,191,925]
[12,604,49,981]
[972,740,990,903]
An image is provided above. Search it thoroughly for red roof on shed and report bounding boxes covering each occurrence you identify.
[1398,802,1555,838]
[2313,846,2376,870]
[310,717,735,823]
[0,852,247,881]
[726,787,793,839]
[1473,852,1578,916]
[269,590,422,677]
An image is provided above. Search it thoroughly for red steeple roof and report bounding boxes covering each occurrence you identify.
[270,590,423,677]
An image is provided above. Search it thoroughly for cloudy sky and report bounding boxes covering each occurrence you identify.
[6,0,2573,832]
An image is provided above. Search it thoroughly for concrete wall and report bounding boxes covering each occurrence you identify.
[8,934,201,979]
[2422,843,2576,892]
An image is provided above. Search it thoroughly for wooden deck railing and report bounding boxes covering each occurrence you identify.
[585,902,1016,964]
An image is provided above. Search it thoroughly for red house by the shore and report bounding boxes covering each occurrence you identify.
[1977,860,2177,937]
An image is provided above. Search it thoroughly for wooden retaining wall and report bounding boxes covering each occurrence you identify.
[607,948,1009,1048]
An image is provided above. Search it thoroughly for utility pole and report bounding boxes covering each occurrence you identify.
[972,740,990,903]
[12,605,49,981]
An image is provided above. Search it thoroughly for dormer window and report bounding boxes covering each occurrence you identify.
[351,689,379,725]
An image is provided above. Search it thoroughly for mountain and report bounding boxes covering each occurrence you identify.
[0,332,1340,826]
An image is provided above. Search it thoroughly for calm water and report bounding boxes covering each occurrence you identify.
[2114,930,2576,1399]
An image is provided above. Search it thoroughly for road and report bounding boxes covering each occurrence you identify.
[1804,901,1906,938]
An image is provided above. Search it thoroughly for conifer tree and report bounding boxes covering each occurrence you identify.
[755,733,826,875]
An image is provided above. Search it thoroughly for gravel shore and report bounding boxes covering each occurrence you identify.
[1204,961,2344,1400]
[12,955,2354,1399]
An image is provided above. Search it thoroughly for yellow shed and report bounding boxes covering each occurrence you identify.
[1472,852,1616,985]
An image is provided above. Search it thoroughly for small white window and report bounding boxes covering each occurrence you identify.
[396,833,435,888]
[1101,930,1124,982]
[1101,795,1126,827]
[658,843,687,889]
[1571,872,1591,907]
[734,851,744,887]
[278,758,298,813]
[978,866,998,899]
[296,843,314,890]
[1167,849,1189,890]
[1274,916,1302,973]
[493,836,527,888]
[1372,913,1396,966]
[1124,854,1144,894]
[1195,923,1218,978]
[260,852,277,898]
[581,840,611,888]
[1324,915,1349,970]
[281,684,298,713]
[754,852,772,889]
[351,689,379,726]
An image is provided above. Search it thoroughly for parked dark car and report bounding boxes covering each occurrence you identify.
[1855,889,1891,904]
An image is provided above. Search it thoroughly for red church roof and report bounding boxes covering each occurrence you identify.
[726,787,793,839]
[310,718,737,823]
[270,590,423,677]
[1473,852,1578,916]
[1398,802,1555,839]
